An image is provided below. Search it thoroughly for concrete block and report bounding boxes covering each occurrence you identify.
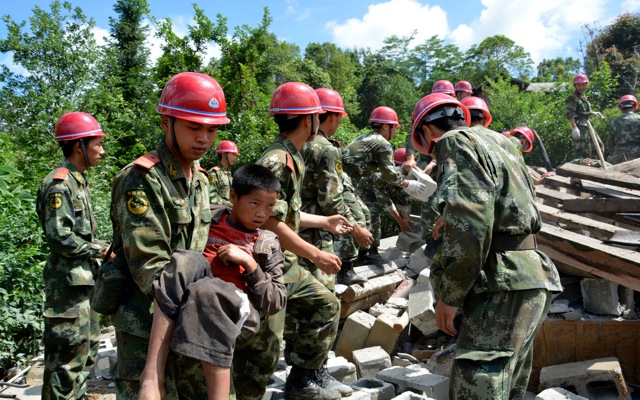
[416,267,430,285]
[350,390,374,400]
[425,343,455,378]
[336,311,376,361]
[92,348,116,379]
[387,297,409,309]
[407,245,430,277]
[396,231,423,253]
[539,357,631,400]
[263,387,285,400]
[548,299,570,314]
[376,366,449,399]
[390,393,432,400]
[408,281,438,336]
[619,285,635,312]
[370,303,403,318]
[352,346,392,379]
[393,357,413,367]
[562,310,583,321]
[267,369,287,388]
[581,278,623,316]
[327,356,358,384]
[364,313,402,354]
[535,387,589,400]
[350,378,396,400]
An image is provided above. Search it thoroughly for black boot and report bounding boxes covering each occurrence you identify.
[315,362,353,397]
[284,365,341,400]
[356,247,385,266]
[336,261,366,285]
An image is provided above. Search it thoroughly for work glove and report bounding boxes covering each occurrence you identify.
[571,127,580,140]
[403,179,435,202]
[591,111,604,119]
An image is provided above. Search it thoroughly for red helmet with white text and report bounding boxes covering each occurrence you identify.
[393,148,407,166]
[619,94,639,111]
[573,74,589,86]
[431,80,455,96]
[270,82,324,115]
[410,93,470,154]
[454,80,473,94]
[216,140,239,155]
[460,96,492,127]
[369,106,400,126]
[509,126,535,153]
[55,112,106,141]
[157,72,230,125]
[316,88,348,116]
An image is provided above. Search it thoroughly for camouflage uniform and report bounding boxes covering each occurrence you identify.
[343,131,404,247]
[566,91,605,159]
[37,160,106,400]
[608,111,640,164]
[429,127,562,399]
[208,164,233,207]
[233,135,341,400]
[299,131,356,290]
[109,141,212,399]
[333,172,371,263]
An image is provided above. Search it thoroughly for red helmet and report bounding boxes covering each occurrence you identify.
[369,106,400,126]
[393,148,407,166]
[157,72,230,125]
[316,88,348,117]
[509,126,535,153]
[573,74,589,86]
[411,93,470,154]
[55,112,105,141]
[619,94,639,111]
[216,140,239,155]
[454,80,473,94]
[431,80,455,96]
[270,82,324,115]
[461,96,492,127]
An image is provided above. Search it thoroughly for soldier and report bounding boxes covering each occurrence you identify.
[208,140,239,206]
[608,94,640,164]
[343,106,430,265]
[109,72,230,399]
[566,73,605,159]
[410,93,562,399]
[234,82,351,400]
[432,79,456,97]
[299,88,371,288]
[37,112,110,400]
[454,80,473,100]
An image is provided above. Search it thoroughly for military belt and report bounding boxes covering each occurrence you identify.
[490,233,537,252]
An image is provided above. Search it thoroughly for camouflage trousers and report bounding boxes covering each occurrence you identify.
[42,286,99,400]
[574,125,605,159]
[334,196,372,263]
[420,195,440,243]
[232,269,340,400]
[298,227,336,291]
[113,330,208,399]
[450,288,552,400]
[357,189,384,247]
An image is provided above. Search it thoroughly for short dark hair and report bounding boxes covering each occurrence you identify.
[59,139,81,158]
[319,111,337,124]
[370,122,383,131]
[273,114,305,134]
[232,164,281,198]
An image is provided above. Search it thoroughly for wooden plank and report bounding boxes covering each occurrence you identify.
[557,162,640,191]
[609,158,640,177]
[543,174,640,199]
[537,203,627,241]
[563,198,640,213]
[606,230,640,247]
[537,224,640,292]
[531,320,640,390]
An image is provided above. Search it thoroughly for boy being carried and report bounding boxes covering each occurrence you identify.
[139,164,287,400]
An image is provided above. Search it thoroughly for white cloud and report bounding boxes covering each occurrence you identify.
[0,52,29,76]
[325,0,448,51]
[91,26,110,47]
[622,0,640,12]
[285,0,312,22]
[448,0,609,65]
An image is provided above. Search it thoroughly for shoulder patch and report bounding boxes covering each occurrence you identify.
[53,168,69,181]
[197,165,209,178]
[126,190,149,217]
[133,153,161,170]
[285,153,295,173]
[212,166,221,171]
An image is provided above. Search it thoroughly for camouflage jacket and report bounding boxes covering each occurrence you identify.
[360,172,410,213]
[430,128,562,308]
[608,112,640,163]
[566,91,592,126]
[110,140,211,337]
[300,131,355,225]
[37,159,106,291]
[256,134,305,283]
[208,164,233,207]
[342,131,404,187]
[341,172,368,227]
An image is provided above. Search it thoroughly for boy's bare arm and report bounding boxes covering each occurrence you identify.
[139,299,175,400]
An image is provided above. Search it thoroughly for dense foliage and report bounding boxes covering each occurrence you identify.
[0,0,635,375]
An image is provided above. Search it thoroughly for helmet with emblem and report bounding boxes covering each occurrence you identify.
[454,80,473,94]
[461,96,492,127]
[270,82,324,115]
[55,112,106,141]
[431,80,455,96]
[573,74,589,86]
[157,72,230,125]
[411,93,470,154]
[316,88,348,116]
[216,140,240,155]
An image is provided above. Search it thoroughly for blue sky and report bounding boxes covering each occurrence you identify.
[2,0,639,75]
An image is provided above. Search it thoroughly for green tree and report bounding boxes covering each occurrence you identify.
[462,35,534,85]
[534,57,582,82]
[409,35,464,92]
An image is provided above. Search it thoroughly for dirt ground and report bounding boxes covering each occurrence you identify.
[87,377,116,400]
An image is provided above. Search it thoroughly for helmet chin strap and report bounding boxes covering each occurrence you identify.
[170,116,182,155]
[307,114,316,142]
[80,139,90,169]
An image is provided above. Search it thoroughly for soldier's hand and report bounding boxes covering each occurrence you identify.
[435,300,458,336]
[312,250,341,275]
[101,246,115,262]
[423,160,437,175]
[352,224,374,248]
[325,215,352,235]
[398,218,412,232]
[571,127,580,140]
[591,111,604,119]
[402,158,417,173]
[432,217,444,240]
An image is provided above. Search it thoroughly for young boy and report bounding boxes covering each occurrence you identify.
[139,164,287,400]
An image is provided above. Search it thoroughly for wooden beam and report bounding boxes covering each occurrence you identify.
[537,203,627,241]
[557,162,640,191]
[563,198,640,213]
[543,174,640,199]
[537,224,640,292]
[609,158,640,177]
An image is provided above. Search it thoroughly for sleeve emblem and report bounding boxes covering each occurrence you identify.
[49,193,63,209]
[336,160,343,174]
[126,190,149,216]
